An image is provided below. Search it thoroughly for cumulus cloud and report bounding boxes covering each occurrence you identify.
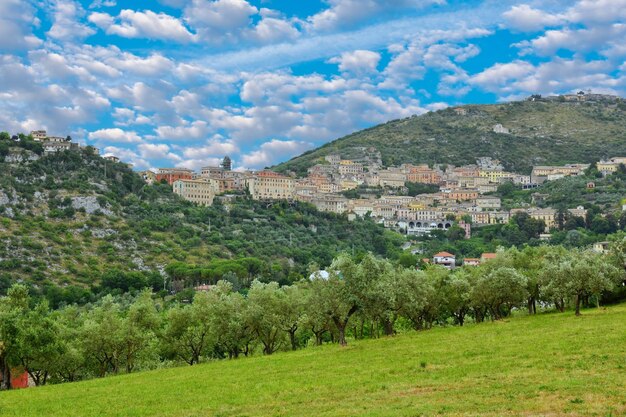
[0,0,42,51]
[47,0,96,42]
[89,9,196,42]
[328,50,381,75]
[503,5,565,32]
[307,0,445,32]
[88,128,141,143]
[241,140,313,169]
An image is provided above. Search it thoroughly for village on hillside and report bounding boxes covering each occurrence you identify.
[138,149,626,248]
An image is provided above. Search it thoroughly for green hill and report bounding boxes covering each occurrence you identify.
[274,97,626,175]
[0,140,401,303]
[2,303,625,417]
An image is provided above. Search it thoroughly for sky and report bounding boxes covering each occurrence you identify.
[1,0,625,171]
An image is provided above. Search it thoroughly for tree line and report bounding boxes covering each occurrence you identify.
[1,244,625,389]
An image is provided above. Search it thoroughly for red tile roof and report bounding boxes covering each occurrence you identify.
[481,253,497,259]
[434,251,455,257]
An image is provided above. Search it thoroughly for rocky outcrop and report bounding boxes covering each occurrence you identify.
[71,196,113,216]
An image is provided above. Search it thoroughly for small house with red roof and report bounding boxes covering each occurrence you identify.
[433,251,456,269]
[463,258,481,267]
[481,253,497,262]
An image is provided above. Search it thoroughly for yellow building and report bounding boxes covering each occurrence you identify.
[338,160,364,175]
[478,170,511,183]
[247,170,295,200]
[173,179,216,206]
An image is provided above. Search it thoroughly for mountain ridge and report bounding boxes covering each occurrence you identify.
[274,95,626,176]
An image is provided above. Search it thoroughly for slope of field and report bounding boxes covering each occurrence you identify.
[2,304,625,417]
[274,98,626,176]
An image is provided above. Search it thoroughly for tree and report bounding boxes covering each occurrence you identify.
[247,281,286,355]
[395,268,435,330]
[81,296,123,377]
[211,282,253,358]
[16,301,64,385]
[443,270,472,326]
[472,267,528,320]
[308,254,363,346]
[162,292,215,365]
[542,250,622,315]
[119,290,161,373]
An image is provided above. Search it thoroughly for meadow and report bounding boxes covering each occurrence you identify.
[1,303,625,417]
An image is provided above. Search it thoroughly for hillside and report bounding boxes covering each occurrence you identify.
[2,303,625,417]
[0,141,401,303]
[274,97,626,176]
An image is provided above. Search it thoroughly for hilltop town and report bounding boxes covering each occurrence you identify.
[141,152,623,243]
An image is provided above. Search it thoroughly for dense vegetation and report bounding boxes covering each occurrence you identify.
[274,98,626,175]
[1,242,624,390]
[0,135,402,304]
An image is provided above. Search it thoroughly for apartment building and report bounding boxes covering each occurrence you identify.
[247,170,295,200]
[156,168,194,185]
[173,179,216,206]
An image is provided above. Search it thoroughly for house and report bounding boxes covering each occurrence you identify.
[139,170,157,184]
[433,251,456,269]
[592,241,610,254]
[464,258,481,266]
[30,130,47,141]
[104,155,120,163]
[480,253,497,262]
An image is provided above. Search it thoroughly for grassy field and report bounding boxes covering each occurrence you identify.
[1,304,625,417]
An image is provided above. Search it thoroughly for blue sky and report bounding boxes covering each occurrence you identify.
[1,0,625,170]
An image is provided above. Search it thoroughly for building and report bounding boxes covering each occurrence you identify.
[338,160,364,175]
[30,130,47,141]
[481,253,497,262]
[433,251,456,269]
[104,155,120,163]
[398,219,453,236]
[43,141,72,154]
[476,196,501,210]
[464,258,481,266]
[156,168,194,185]
[247,170,295,200]
[172,179,216,206]
[139,170,157,184]
[531,164,588,183]
[201,166,224,178]
[312,195,348,214]
[592,241,610,254]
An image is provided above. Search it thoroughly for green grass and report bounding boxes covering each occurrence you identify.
[2,304,626,417]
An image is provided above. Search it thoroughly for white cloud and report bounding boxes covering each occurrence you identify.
[88,128,141,143]
[0,0,42,51]
[89,9,196,42]
[153,120,210,140]
[241,139,313,169]
[503,5,565,32]
[307,0,445,32]
[47,0,95,42]
[182,0,300,44]
[328,50,381,75]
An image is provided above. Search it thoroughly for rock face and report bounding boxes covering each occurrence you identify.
[71,196,113,216]
[0,191,9,206]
